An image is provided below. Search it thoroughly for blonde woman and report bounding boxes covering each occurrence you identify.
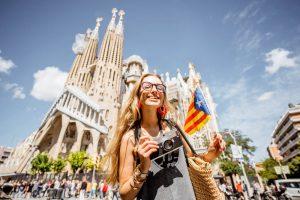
[105,73,225,200]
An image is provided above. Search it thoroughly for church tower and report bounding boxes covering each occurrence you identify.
[66,18,102,93]
[88,8,125,137]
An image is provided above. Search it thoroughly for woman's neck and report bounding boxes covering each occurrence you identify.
[141,107,160,137]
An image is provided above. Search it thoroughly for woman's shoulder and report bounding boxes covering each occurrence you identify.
[121,129,135,145]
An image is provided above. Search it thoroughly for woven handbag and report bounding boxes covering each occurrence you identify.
[165,119,224,200]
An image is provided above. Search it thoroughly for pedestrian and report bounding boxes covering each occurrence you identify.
[101,179,108,199]
[70,179,77,197]
[86,180,92,198]
[91,181,97,199]
[103,73,226,200]
[79,177,87,200]
[111,184,119,200]
[31,180,39,197]
[236,181,244,199]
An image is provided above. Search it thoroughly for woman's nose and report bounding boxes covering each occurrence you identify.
[150,85,158,93]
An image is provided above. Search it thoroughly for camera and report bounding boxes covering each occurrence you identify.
[150,129,182,161]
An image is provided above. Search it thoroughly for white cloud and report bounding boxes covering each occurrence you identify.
[214,70,300,161]
[265,48,298,74]
[238,1,260,20]
[0,55,16,74]
[72,33,87,54]
[223,2,261,25]
[257,91,274,101]
[4,83,26,99]
[215,77,246,100]
[222,12,233,24]
[242,65,254,74]
[31,66,68,101]
[235,28,262,51]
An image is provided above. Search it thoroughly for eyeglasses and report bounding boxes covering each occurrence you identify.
[141,82,166,93]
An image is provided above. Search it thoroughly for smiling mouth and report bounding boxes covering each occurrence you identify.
[147,96,159,100]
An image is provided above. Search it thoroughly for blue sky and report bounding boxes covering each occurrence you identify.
[0,0,299,161]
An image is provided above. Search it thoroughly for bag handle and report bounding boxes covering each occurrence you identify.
[163,119,197,155]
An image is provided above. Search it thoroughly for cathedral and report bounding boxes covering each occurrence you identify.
[0,8,219,176]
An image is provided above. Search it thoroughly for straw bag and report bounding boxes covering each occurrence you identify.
[188,157,224,200]
[164,119,224,200]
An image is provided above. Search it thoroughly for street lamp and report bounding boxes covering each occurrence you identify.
[223,129,252,198]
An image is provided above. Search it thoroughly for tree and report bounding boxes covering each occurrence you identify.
[259,158,278,182]
[219,129,257,189]
[220,130,256,175]
[52,156,66,174]
[287,156,300,177]
[83,156,95,172]
[220,159,241,176]
[67,151,88,174]
[31,153,52,174]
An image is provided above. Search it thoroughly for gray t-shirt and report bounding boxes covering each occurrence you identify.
[136,145,196,200]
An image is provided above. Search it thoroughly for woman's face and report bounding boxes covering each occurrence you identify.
[139,75,165,109]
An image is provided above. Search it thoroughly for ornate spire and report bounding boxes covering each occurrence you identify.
[177,68,183,79]
[188,62,196,78]
[115,10,125,35]
[165,72,170,82]
[107,8,118,31]
[91,17,103,39]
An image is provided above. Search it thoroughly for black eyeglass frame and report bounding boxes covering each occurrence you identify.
[140,82,166,93]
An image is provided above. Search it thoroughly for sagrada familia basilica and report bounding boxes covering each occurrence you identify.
[0,8,219,175]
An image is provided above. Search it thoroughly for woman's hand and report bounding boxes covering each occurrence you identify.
[136,136,159,173]
[201,133,226,163]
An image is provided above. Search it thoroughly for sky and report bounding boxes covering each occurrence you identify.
[0,0,299,162]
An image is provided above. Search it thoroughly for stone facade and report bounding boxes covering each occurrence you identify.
[0,146,13,165]
[0,8,219,175]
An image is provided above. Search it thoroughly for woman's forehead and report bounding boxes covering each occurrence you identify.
[142,76,162,84]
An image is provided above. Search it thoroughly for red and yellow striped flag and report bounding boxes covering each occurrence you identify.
[184,88,211,136]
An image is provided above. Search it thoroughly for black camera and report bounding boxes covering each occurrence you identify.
[150,129,182,161]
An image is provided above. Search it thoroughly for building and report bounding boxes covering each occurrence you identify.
[0,8,125,175]
[0,8,220,175]
[0,146,13,164]
[271,104,300,163]
[163,63,219,153]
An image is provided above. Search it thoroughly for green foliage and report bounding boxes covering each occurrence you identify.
[220,129,256,177]
[52,156,66,174]
[84,157,95,171]
[31,153,52,174]
[220,159,242,175]
[259,158,278,181]
[67,151,88,174]
[222,130,256,158]
[287,156,300,177]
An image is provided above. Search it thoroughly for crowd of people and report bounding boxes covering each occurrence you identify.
[0,177,120,199]
[218,180,292,200]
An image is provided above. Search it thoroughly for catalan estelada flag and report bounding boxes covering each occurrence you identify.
[184,88,211,136]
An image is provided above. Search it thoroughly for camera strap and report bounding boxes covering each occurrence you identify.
[162,119,198,167]
[162,119,197,155]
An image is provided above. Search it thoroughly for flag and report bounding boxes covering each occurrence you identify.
[184,87,211,135]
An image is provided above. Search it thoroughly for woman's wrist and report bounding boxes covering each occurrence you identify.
[134,164,148,182]
[138,163,149,174]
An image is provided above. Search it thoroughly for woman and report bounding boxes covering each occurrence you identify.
[105,73,225,200]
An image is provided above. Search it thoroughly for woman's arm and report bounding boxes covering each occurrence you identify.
[118,131,158,200]
[118,131,142,200]
[174,121,225,163]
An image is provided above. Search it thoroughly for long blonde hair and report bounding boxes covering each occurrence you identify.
[104,73,172,185]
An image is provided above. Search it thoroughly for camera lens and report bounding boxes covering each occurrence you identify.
[163,139,174,151]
